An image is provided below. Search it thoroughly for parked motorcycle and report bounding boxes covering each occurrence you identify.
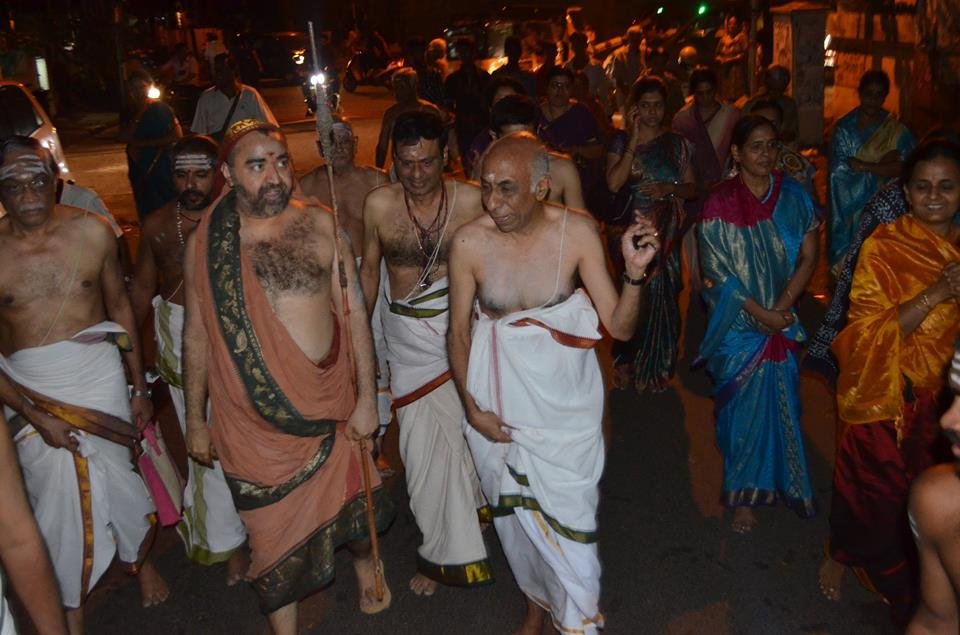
[301,66,341,115]
[342,49,404,92]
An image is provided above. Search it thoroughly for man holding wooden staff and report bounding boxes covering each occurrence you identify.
[182,119,394,635]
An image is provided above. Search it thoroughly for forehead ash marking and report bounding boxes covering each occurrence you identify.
[0,155,51,181]
[174,153,215,170]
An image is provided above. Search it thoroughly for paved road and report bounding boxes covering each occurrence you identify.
[61,84,392,228]
[58,85,899,634]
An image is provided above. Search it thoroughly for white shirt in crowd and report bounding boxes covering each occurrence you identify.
[190,85,278,136]
[59,181,123,238]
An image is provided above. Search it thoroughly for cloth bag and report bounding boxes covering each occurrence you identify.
[136,420,184,526]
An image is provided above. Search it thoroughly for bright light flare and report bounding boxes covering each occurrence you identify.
[310,72,326,86]
[147,84,161,100]
[697,3,708,16]
[293,49,306,65]
[657,6,664,15]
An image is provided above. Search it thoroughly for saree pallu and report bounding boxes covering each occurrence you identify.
[804,179,906,384]
[672,101,740,225]
[608,131,690,391]
[537,102,603,197]
[827,108,914,267]
[196,192,394,613]
[698,174,819,516]
[829,213,959,621]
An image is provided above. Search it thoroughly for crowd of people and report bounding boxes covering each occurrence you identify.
[1,15,960,635]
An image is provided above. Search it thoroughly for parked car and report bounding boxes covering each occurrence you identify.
[0,80,69,175]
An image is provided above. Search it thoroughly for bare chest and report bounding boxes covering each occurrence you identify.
[0,239,101,310]
[150,217,192,278]
[242,215,331,300]
[477,233,574,315]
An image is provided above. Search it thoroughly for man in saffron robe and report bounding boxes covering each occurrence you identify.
[183,120,394,635]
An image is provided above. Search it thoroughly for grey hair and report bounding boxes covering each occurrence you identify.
[530,151,549,193]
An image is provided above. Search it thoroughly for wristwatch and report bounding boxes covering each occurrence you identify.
[131,387,153,399]
[622,271,648,286]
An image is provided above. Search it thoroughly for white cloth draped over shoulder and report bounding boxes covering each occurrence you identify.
[465,290,606,633]
[153,296,246,563]
[0,322,154,608]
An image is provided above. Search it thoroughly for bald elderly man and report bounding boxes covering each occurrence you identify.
[448,134,659,634]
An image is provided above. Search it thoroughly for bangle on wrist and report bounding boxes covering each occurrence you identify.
[622,270,648,286]
[131,387,152,399]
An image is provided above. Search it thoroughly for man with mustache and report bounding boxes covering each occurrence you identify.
[0,135,167,631]
[182,120,393,634]
[129,134,248,585]
[360,110,491,597]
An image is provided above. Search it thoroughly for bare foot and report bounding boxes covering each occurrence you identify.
[731,507,758,534]
[409,572,438,597]
[138,561,169,608]
[818,556,845,601]
[353,555,391,614]
[512,597,547,635]
[226,547,250,587]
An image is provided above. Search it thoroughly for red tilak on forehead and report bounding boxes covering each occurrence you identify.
[217,118,282,165]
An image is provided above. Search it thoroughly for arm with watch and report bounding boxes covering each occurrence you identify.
[100,227,154,430]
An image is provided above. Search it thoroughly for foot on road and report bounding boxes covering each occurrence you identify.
[409,572,438,597]
[138,561,170,608]
[818,556,845,601]
[731,507,758,534]
[512,597,547,635]
[354,556,391,614]
[226,548,250,587]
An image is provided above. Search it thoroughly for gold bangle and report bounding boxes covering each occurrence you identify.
[919,292,932,311]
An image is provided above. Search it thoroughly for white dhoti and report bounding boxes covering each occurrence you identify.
[358,257,393,435]
[381,277,492,585]
[0,322,154,608]
[153,296,246,563]
[464,291,606,633]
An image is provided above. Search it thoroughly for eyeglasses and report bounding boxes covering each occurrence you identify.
[1,174,51,196]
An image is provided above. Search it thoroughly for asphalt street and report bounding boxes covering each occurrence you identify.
[57,85,897,634]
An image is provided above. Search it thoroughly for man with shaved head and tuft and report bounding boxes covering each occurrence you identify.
[448,134,660,634]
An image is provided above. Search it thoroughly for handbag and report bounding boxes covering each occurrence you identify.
[136,420,185,527]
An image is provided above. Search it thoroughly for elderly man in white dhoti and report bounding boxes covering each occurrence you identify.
[360,111,493,596]
[0,136,167,634]
[129,134,248,583]
[448,133,660,635]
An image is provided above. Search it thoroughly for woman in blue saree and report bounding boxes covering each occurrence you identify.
[827,70,914,269]
[606,76,697,391]
[698,115,819,533]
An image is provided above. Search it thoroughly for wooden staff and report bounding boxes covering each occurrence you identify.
[308,20,383,600]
